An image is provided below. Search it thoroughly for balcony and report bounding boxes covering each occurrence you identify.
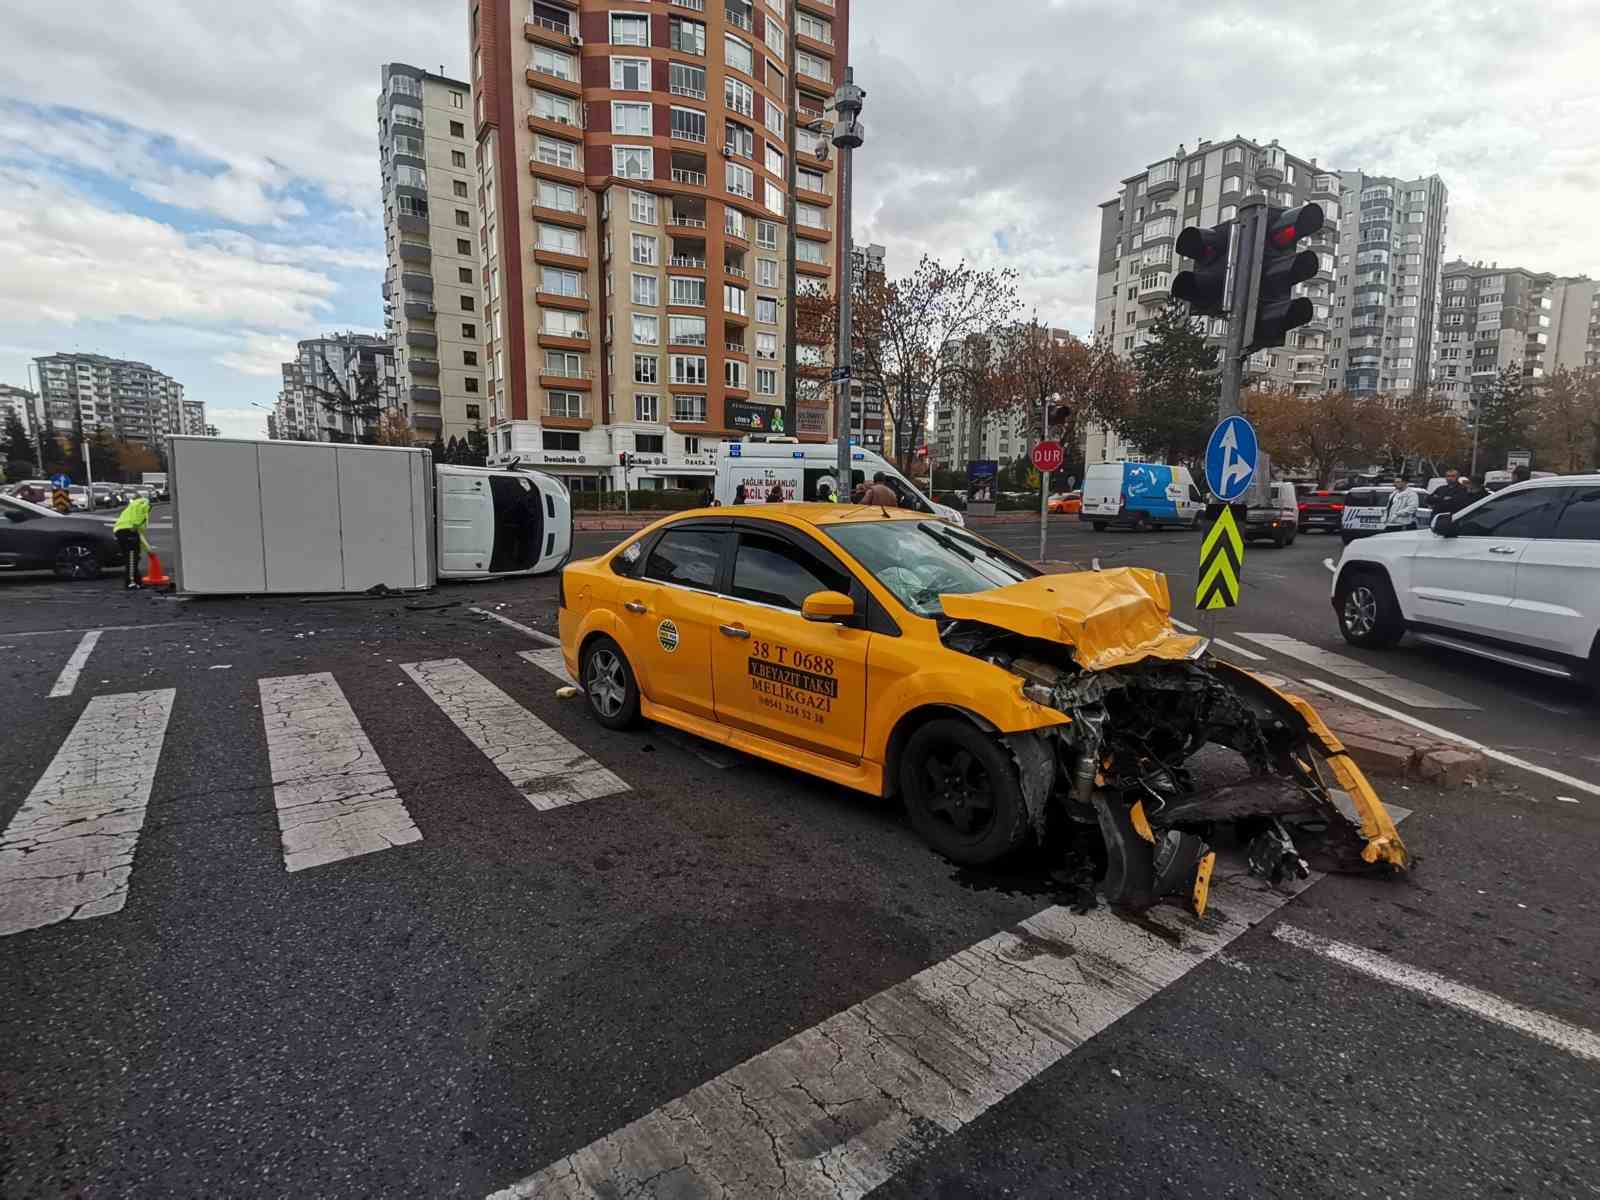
[725,340,746,354]
[724,265,748,280]
[398,242,431,267]
[1145,159,1179,199]
[409,357,440,378]
[672,167,708,187]
[409,385,442,407]
[672,0,705,9]
[725,6,752,32]
[397,212,428,236]
[524,14,576,48]
[403,300,436,320]
[1312,174,1340,198]
[401,271,433,295]
[543,400,588,420]
[1137,273,1171,302]
[670,255,707,269]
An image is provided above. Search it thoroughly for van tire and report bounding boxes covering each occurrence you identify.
[1092,521,1108,532]
[901,719,1030,866]
[1131,512,1151,533]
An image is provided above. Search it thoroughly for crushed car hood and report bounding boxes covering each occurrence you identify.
[940,568,1204,671]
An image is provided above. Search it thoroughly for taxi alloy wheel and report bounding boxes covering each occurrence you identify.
[581,637,641,730]
[901,718,1029,866]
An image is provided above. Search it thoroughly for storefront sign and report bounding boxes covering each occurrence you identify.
[727,403,787,435]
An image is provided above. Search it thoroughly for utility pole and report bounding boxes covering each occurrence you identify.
[782,0,799,443]
[1219,198,1266,420]
[830,70,865,498]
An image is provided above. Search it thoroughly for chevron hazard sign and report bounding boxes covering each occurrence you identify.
[1195,507,1244,610]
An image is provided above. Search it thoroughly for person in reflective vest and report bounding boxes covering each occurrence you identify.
[113,494,151,588]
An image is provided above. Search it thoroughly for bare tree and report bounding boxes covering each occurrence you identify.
[1532,366,1600,475]
[1247,387,1387,486]
[981,319,1133,463]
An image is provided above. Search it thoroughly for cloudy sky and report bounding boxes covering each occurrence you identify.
[2,1,1596,438]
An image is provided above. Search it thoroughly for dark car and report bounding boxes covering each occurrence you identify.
[0,494,125,579]
[1296,486,1347,533]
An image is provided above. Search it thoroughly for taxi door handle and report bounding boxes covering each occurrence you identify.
[1488,546,1518,555]
[624,600,648,613]
[718,624,751,639]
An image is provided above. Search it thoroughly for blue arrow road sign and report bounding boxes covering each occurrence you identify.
[1204,415,1258,502]
[50,473,72,490]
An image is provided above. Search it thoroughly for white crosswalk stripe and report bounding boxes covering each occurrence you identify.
[1236,632,1479,710]
[403,657,629,810]
[0,689,176,937]
[259,673,422,872]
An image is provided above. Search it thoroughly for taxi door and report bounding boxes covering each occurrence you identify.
[613,520,728,721]
[711,522,869,763]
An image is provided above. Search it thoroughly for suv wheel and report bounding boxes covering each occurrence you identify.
[1335,571,1404,648]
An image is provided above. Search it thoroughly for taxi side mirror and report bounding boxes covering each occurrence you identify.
[801,590,855,623]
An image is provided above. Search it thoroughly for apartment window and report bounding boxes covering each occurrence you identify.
[765,181,785,215]
[537,222,581,254]
[450,120,465,137]
[756,220,778,249]
[633,314,659,344]
[545,350,582,376]
[670,315,706,344]
[631,233,658,265]
[750,331,777,361]
[798,11,831,42]
[725,359,747,389]
[796,203,827,230]
[454,208,471,227]
[634,354,658,384]
[1224,147,1242,164]
[395,164,427,189]
[670,106,706,143]
[635,393,659,422]
[670,16,706,55]
[756,367,777,395]
[725,34,754,74]
[671,355,708,384]
[765,99,784,137]
[610,57,650,90]
[725,208,746,239]
[462,322,476,338]
[765,20,785,59]
[660,275,707,311]
[795,167,828,197]
[725,119,755,158]
[725,77,754,117]
[632,273,659,306]
[724,284,747,315]
[451,150,467,168]
[536,179,581,212]
[458,266,474,284]
[533,47,577,80]
[535,136,578,169]
[465,403,481,420]
[673,394,708,423]
[547,390,584,419]
[544,310,585,337]
[1449,277,1467,290]
[462,349,480,368]
[726,162,755,198]
[451,179,469,198]
[612,146,653,179]
[756,296,778,324]
[796,51,830,82]
[796,240,826,264]
[684,435,701,454]
[757,258,778,288]
[1407,211,1423,223]
[612,101,652,135]
[543,431,579,451]
[541,266,582,296]
[610,13,649,45]
[671,62,707,99]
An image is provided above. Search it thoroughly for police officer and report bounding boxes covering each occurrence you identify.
[113,491,151,588]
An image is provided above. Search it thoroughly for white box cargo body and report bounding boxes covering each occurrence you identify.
[170,438,433,595]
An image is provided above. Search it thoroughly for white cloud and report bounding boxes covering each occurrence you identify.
[214,334,302,379]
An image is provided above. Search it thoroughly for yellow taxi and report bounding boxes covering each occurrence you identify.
[558,504,1406,911]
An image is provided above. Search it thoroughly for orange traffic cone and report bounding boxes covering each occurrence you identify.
[141,551,172,587]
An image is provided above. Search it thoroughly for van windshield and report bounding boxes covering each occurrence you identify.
[489,475,544,572]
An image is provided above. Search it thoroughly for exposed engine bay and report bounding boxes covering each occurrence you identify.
[940,610,1410,916]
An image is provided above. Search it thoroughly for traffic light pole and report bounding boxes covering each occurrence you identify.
[1219,198,1267,420]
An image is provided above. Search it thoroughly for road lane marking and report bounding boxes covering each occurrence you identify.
[0,621,186,642]
[258,674,422,872]
[1273,924,1600,1064]
[1295,675,1600,797]
[518,647,575,684]
[403,658,628,810]
[47,630,102,698]
[0,689,175,937]
[489,869,1316,1199]
[470,607,562,647]
[1237,633,1478,710]
[1170,618,1266,662]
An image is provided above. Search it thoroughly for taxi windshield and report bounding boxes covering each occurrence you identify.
[827,520,1038,617]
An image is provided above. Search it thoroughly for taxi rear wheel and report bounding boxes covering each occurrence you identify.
[901,719,1029,866]
[581,637,641,730]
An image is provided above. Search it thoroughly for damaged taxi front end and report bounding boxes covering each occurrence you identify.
[938,567,1409,914]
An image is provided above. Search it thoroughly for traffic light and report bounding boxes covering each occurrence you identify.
[618,452,633,468]
[1172,223,1232,316]
[1046,402,1073,433]
[1248,203,1323,352]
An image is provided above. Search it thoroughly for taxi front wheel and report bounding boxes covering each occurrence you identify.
[901,719,1030,866]
[581,636,642,730]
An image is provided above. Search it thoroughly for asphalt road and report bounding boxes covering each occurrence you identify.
[1,511,1597,1198]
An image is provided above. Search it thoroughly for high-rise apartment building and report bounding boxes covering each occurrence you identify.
[467,0,848,493]
[0,383,38,440]
[1436,261,1595,409]
[379,64,485,444]
[271,334,399,442]
[932,327,1071,468]
[32,353,192,446]
[1087,141,1449,463]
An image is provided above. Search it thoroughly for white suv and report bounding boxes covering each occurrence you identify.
[1331,475,1600,686]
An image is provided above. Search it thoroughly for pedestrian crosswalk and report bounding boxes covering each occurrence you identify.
[0,654,644,939]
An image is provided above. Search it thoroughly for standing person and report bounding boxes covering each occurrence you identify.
[766,482,785,503]
[814,480,835,503]
[732,484,747,505]
[863,471,899,507]
[1383,476,1418,532]
[1432,469,1471,516]
[113,490,152,588]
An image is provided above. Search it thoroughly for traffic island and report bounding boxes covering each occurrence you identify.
[1294,686,1487,784]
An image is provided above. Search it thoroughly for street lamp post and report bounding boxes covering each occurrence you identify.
[829,71,865,498]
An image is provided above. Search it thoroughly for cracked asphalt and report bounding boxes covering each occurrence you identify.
[1,517,1597,1198]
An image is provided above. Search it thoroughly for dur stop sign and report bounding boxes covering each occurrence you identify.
[1031,441,1065,473]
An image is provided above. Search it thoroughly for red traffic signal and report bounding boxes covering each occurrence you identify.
[1248,204,1325,353]
[1172,223,1232,317]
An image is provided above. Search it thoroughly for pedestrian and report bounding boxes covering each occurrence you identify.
[1432,468,1471,516]
[113,490,152,588]
[732,484,747,505]
[862,471,899,507]
[766,482,785,503]
[1383,475,1418,532]
[815,480,835,503]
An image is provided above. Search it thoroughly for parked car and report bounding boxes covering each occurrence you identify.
[66,485,94,511]
[0,494,126,579]
[1242,480,1300,547]
[1332,475,1600,686]
[1047,491,1082,515]
[1296,487,1347,533]
[90,482,124,508]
